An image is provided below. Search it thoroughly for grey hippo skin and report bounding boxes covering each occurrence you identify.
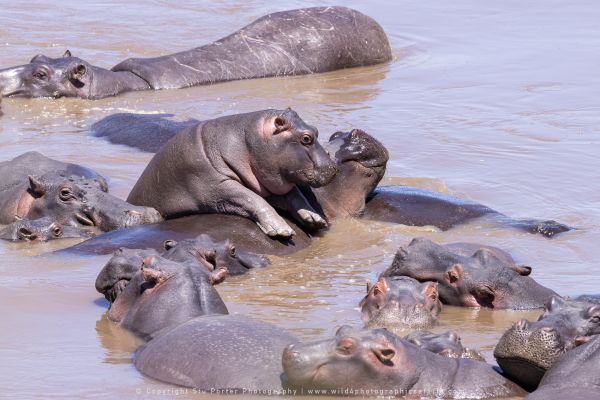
[359,276,441,334]
[105,255,228,340]
[95,234,270,303]
[381,237,558,309]
[0,216,91,241]
[134,315,298,391]
[282,326,525,398]
[61,128,388,256]
[0,7,391,99]
[0,152,162,231]
[127,108,337,238]
[405,330,485,361]
[525,335,600,400]
[494,295,600,390]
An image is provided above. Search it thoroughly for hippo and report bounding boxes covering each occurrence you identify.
[494,296,600,390]
[127,108,337,238]
[404,330,485,361]
[0,216,91,241]
[525,335,600,400]
[359,276,441,333]
[381,238,558,309]
[0,7,390,99]
[134,315,298,391]
[0,152,162,231]
[281,326,525,398]
[105,255,228,340]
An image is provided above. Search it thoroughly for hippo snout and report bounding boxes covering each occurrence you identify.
[121,207,163,227]
[311,163,338,188]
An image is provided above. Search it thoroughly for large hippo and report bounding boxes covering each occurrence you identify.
[359,276,441,333]
[134,315,298,392]
[405,330,485,361]
[0,216,91,241]
[0,152,162,231]
[494,296,600,390]
[525,335,600,400]
[105,255,228,340]
[0,7,391,99]
[381,238,558,309]
[127,108,337,238]
[281,326,525,398]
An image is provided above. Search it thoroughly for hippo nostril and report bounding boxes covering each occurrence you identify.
[540,327,555,334]
[18,227,35,240]
[127,210,142,216]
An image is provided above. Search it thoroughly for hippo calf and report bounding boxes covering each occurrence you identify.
[0,217,91,241]
[405,330,485,361]
[381,238,558,309]
[134,315,298,391]
[359,276,441,334]
[494,296,600,390]
[282,326,525,398]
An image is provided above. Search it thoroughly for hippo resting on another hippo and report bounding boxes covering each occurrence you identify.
[525,334,600,400]
[405,330,485,361]
[281,326,525,398]
[0,7,391,99]
[0,152,162,232]
[381,238,558,310]
[0,216,91,241]
[95,234,270,303]
[134,315,298,392]
[494,296,600,390]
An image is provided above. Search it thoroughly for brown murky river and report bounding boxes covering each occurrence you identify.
[1,1,599,398]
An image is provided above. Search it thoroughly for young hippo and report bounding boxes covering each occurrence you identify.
[494,296,600,390]
[405,330,485,361]
[0,152,162,231]
[282,326,525,398]
[381,237,558,309]
[134,315,298,391]
[106,255,228,340]
[127,109,337,238]
[0,216,92,241]
[525,335,600,400]
[359,276,441,333]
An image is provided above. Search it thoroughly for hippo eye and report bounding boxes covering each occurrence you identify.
[300,134,314,146]
[33,69,49,80]
[591,316,600,324]
[229,246,236,257]
[52,225,63,237]
[59,188,73,201]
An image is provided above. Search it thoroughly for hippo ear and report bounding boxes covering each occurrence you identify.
[512,265,532,276]
[407,337,422,347]
[547,296,566,312]
[163,239,177,251]
[444,264,464,287]
[273,115,290,134]
[444,331,459,343]
[27,176,46,196]
[63,50,72,58]
[373,277,389,296]
[366,281,372,293]
[421,282,440,312]
[209,268,228,285]
[141,267,167,285]
[69,63,87,81]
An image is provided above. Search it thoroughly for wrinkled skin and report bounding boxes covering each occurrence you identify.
[525,335,600,400]
[0,216,91,241]
[282,326,524,398]
[127,109,337,238]
[405,330,485,361]
[0,152,162,231]
[63,128,389,256]
[134,315,298,391]
[494,296,600,390]
[381,237,558,309]
[106,255,228,340]
[0,7,390,99]
[359,276,441,333]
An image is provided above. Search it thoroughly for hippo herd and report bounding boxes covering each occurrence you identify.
[1,6,598,400]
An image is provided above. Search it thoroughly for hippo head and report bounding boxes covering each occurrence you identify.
[0,216,92,242]
[162,234,270,279]
[246,108,337,194]
[494,296,600,390]
[0,50,95,98]
[22,172,162,231]
[359,276,440,332]
[405,330,485,361]
[310,129,389,220]
[107,255,228,339]
[381,238,558,309]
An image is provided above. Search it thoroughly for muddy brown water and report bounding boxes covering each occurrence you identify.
[1,1,599,399]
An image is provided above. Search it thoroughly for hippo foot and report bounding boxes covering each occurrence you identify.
[256,215,296,238]
[297,209,328,230]
[524,219,572,238]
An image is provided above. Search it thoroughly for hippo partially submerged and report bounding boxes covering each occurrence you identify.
[494,296,600,390]
[405,330,485,361]
[381,238,558,309]
[0,217,91,241]
[0,7,391,99]
[0,152,162,231]
[281,326,525,398]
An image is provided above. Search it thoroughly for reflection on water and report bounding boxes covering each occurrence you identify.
[1,0,600,398]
